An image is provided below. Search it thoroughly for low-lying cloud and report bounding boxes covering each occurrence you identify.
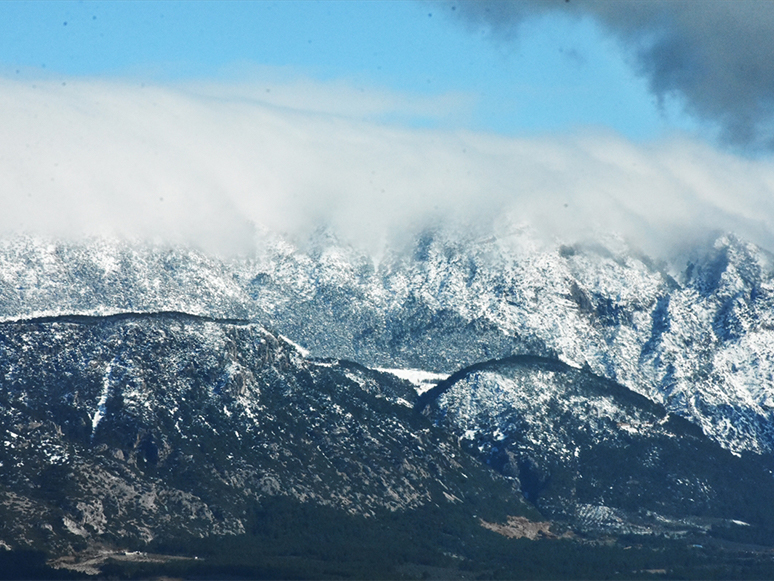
[2,78,774,262]
[449,0,774,150]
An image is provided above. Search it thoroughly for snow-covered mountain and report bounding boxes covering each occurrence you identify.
[3,229,774,457]
[4,230,774,575]
[0,311,534,568]
[0,237,255,321]
[419,355,774,537]
[241,229,774,456]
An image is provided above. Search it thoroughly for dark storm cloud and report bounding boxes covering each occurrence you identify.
[449,0,774,150]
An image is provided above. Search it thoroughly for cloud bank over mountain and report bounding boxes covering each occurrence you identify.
[449,0,774,150]
[2,78,774,261]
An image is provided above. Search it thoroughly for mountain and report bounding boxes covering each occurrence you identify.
[0,237,254,321]
[233,229,774,456]
[0,310,543,576]
[3,231,774,577]
[6,231,774,456]
[418,355,774,538]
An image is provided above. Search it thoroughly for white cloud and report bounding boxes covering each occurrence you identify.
[1,77,774,261]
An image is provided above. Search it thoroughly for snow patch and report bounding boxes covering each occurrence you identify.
[62,517,89,537]
[91,360,114,436]
[375,368,448,394]
[279,334,309,357]
[558,353,582,369]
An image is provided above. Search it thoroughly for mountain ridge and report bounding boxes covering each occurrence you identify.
[422,355,774,538]
[4,231,774,576]
[5,231,774,455]
[0,310,254,327]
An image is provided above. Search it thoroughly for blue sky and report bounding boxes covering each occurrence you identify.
[1,0,697,139]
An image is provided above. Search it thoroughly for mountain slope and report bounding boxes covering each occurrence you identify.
[419,355,774,540]
[0,312,538,562]
[4,231,774,455]
[4,232,774,577]
[239,231,774,455]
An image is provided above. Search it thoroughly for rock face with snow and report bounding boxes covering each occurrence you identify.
[239,230,774,455]
[4,230,774,456]
[0,311,529,557]
[4,230,774,574]
[0,237,255,321]
[418,355,774,536]
[3,231,774,454]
